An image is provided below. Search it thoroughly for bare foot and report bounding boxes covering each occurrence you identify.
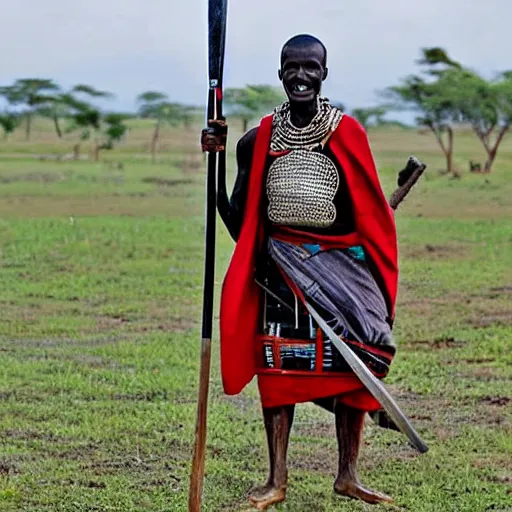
[334,479,392,505]
[248,483,286,510]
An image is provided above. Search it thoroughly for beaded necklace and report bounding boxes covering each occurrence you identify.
[270,97,343,152]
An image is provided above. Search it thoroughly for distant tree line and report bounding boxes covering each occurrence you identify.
[136,91,197,163]
[383,47,512,175]
[223,48,512,175]
[1,49,511,170]
[0,80,198,162]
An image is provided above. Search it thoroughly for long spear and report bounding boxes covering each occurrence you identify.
[188,1,228,511]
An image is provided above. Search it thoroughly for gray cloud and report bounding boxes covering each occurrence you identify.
[1,0,509,111]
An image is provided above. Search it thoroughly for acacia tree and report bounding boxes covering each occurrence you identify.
[384,48,462,176]
[454,70,512,172]
[0,113,19,140]
[93,113,128,161]
[64,96,100,159]
[387,76,458,175]
[66,104,127,161]
[137,92,194,163]
[64,85,115,159]
[489,73,512,170]
[0,79,60,140]
[416,47,462,74]
[224,85,285,132]
[37,95,72,139]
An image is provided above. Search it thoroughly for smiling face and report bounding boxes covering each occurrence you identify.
[279,39,328,105]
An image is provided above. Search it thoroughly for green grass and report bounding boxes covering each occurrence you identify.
[0,121,510,511]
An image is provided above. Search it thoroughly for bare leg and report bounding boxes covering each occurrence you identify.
[248,405,295,510]
[334,401,392,504]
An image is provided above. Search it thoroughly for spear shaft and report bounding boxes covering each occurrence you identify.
[188,1,228,510]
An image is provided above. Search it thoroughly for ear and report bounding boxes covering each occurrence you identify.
[278,69,283,81]
[323,67,329,81]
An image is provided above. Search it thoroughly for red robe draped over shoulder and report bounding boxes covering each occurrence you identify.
[219,114,398,407]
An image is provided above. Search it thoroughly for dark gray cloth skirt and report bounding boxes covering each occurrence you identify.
[268,237,394,348]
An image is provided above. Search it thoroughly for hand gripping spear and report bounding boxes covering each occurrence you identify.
[188,1,228,511]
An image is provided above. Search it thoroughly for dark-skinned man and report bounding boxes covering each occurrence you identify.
[202,34,417,510]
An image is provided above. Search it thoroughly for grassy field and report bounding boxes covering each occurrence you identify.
[0,119,510,511]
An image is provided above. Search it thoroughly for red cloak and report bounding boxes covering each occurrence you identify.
[219,114,398,409]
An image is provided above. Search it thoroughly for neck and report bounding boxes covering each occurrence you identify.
[289,98,318,128]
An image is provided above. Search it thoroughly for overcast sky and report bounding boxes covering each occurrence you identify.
[0,0,509,113]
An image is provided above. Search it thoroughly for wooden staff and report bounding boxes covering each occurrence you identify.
[389,156,427,210]
[188,1,228,511]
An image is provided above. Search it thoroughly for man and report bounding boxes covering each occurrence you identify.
[202,34,417,510]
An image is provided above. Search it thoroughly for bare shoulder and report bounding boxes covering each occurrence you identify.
[236,127,258,168]
[237,127,258,155]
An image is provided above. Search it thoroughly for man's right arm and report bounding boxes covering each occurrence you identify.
[218,127,257,241]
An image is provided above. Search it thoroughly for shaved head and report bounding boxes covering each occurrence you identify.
[280,34,327,68]
[278,34,329,105]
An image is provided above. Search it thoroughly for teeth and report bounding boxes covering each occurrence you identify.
[296,84,308,92]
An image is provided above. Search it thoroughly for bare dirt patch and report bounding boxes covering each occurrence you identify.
[94,305,197,335]
[141,177,194,187]
[403,244,468,260]
[401,337,466,350]
[464,357,496,364]
[387,388,511,438]
[0,194,203,218]
[289,445,338,476]
[218,393,260,412]
[478,396,511,407]
[489,286,512,294]
[293,422,335,439]
[52,443,102,461]
[83,449,185,483]
[0,459,21,476]
[462,366,505,382]
[468,309,512,328]
[111,390,170,402]
[177,154,203,174]
[0,171,64,183]
[146,302,198,332]
[3,428,66,443]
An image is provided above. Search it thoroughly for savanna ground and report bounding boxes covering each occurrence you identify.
[0,117,510,512]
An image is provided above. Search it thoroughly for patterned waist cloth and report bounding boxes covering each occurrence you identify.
[256,236,395,379]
